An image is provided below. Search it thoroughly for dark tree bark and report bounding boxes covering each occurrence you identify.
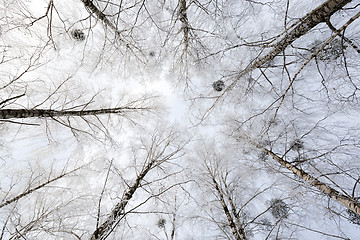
[0,107,148,119]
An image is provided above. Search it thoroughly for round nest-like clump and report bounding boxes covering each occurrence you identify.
[71,29,85,41]
[307,39,347,62]
[347,209,360,225]
[290,139,304,151]
[270,199,289,220]
[157,218,166,228]
[212,80,225,91]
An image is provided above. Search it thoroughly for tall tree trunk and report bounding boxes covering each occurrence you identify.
[80,0,118,34]
[249,0,352,69]
[211,176,246,240]
[204,0,352,120]
[225,186,247,240]
[233,0,352,80]
[90,158,156,240]
[0,107,148,119]
[179,0,189,50]
[251,141,360,216]
[0,166,82,208]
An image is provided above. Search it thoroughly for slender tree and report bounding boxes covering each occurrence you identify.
[248,137,360,215]
[91,127,187,240]
[1,0,360,239]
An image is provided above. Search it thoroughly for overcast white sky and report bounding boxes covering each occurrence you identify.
[1,0,360,239]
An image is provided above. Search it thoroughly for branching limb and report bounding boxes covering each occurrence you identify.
[201,0,353,121]
[0,106,151,119]
[247,137,360,216]
[0,165,85,208]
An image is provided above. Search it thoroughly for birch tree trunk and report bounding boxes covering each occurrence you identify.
[0,166,83,208]
[80,0,118,34]
[232,0,352,82]
[0,107,149,119]
[251,141,360,216]
[90,130,184,240]
[211,175,247,240]
[90,159,155,240]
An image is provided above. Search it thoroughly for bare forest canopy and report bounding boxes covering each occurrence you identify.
[1,0,360,239]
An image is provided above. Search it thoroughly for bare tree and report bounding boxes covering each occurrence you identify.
[0,164,85,209]
[0,157,90,240]
[210,0,360,225]
[2,0,360,239]
[200,0,356,119]
[190,141,288,240]
[90,127,188,240]
[247,136,360,215]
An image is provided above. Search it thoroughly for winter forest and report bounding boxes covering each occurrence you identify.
[1,0,360,239]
